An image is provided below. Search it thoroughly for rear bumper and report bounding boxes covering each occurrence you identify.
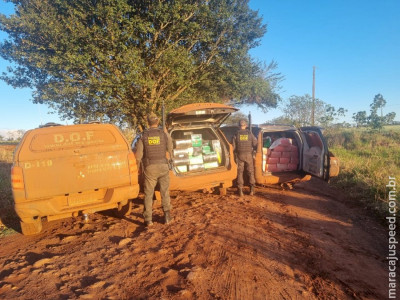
[14,184,139,222]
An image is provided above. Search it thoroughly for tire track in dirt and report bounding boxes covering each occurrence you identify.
[0,181,392,299]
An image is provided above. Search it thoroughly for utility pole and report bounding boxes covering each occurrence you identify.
[311,66,316,126]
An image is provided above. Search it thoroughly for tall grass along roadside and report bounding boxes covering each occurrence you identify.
[0,144,18,236]
[325,127,400,220]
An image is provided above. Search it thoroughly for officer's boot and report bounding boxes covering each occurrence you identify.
[249,185,255,196]
[164,211,172,224]
[238,187,244,197]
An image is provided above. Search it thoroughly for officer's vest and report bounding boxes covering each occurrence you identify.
[236,129,253,154]
[142,128,168,166]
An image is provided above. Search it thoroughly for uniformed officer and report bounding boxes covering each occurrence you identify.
[232,119,257,196]
[135,113,173,226]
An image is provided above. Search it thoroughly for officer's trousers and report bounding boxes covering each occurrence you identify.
[143,164,171,222]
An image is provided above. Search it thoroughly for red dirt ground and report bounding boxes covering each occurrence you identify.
[0,179,394,299]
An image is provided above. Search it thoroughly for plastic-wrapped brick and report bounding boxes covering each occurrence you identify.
[189,155,204,165]
[280,157,290,164]
[192,147,202,156]
[203,153,218,163]
[173,148,190,157]
[273,145,292,152]
[189,164,205,171]
[281,151,291,158]
[175,165,188,173]
[288,163,298,170]
[204,161,219,169]
[269,151,281,158]
[174,139,192,149]
[173,157,190,166]
[277,163,289,171]
[267,157,279,164]
[191,134,202,147]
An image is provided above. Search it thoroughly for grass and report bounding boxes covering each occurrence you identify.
[325,127,400,221]
[0,144,18,236]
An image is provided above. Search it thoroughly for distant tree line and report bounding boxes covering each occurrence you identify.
[352,94,396,130]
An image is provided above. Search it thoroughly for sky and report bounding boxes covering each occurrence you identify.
[0,0,399,130]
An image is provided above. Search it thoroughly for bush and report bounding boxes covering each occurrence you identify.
[328,128,399,221]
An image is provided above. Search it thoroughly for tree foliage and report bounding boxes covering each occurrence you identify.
[223,111,248,126]
[0,0,281,129]
[353,94,396,130]
[281,94,346,127]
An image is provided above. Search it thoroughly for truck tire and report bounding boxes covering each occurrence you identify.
[20,218,42,235]
[112,200,132,218]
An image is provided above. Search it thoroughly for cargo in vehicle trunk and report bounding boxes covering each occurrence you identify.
[166,103,238,192]
[170,128,226,175]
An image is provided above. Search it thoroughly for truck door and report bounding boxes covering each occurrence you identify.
[300,127,330,181]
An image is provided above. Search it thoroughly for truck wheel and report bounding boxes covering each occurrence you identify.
[113,200,132,218]
[20,218,42,235]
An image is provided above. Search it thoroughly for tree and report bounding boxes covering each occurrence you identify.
[281,94,346,128]
[352,111,367,127]
[282,94,327,127]
[370,93,386,118]
[223,111,248,126]
[0,0,281,129]
[319,105,347,128]
[385,112,396,125]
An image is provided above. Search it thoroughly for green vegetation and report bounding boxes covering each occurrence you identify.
[325,126,400,219]
[0,145,17,236]
[0,0,281,129]
[352,94,396,130]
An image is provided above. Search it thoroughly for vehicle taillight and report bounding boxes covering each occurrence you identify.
[11,166,24,190]
[128,152,137,174]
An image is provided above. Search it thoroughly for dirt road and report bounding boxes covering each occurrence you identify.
[0,179,392,299]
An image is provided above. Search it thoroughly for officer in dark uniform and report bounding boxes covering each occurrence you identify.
[232,119,257,196]
[135,113,173,226]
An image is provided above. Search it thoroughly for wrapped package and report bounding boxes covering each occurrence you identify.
[175,165,188,173]
[202,145,211,153]
[277,163,289,171]
[203,152,218,163]
[173,148,190,157]
[189,164,205,171]
[267,157,279,164]
[269,151,281,158]
[192,147,202,156]
[280,157,290,164]
[191,134,202,147]
[202,140,210,146]
[270,138,292,149]
[262,147,269,155]
[173,157,190,166]
[204,161,219,169]
[174,139,192,149]
[288,163,298,170]
[281,151,291,158]
[267,164,278,172]
[211,140,222,163]
[274,145,292,152]
[189,155,204,165]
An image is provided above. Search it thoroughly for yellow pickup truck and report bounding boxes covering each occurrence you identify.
[11,123,139,235]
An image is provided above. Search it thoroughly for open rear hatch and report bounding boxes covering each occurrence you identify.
[167,103,237,175]
[167,103,238,127]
